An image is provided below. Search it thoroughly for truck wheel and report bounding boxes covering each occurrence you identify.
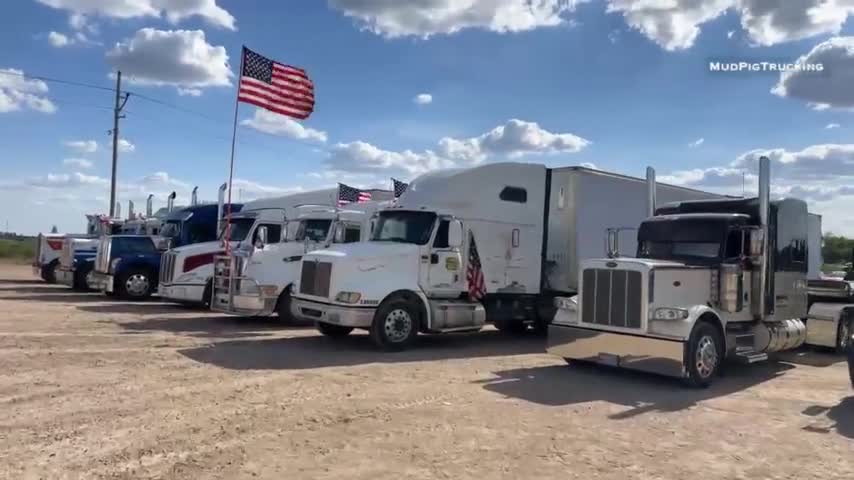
[117,269,153,300]
[275,288,293,323]
[835,314,852,354]
[42,260,59,284]
[685,322,723,388]
[494,317,528,335]
[317,322,353,338]
[370,298,419,351]
[72,269,88,291]
[202,280,213,309]
[847,343,854,388]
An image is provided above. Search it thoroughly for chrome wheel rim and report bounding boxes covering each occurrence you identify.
[384,308,412,343]
[85,271,94,286]
[125,274,149,297]
[695,335,718,379]
[840,320,851,349]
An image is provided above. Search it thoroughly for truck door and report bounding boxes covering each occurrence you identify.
[425,219,463,298]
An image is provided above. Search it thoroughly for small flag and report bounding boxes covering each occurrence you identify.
[338,183,372,207]
[466,231,486,301]
[392,178,408,198]
[238,46,315,120]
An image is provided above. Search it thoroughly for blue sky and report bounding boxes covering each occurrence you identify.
[1,1,853,235]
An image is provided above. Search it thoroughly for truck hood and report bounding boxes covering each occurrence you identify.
[305,242,419,265]
[169,240,225,257]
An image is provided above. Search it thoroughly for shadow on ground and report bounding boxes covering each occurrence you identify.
[0,278,44,285]
[802,396,854,439]
[0,285,77,293]
[77,302,197,316]
[179,329,545,370]
[106,314,303,340]
[1,292,108,303]
[777,349,846,367]
[476,360,795,419]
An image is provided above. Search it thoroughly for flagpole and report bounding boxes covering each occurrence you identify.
[225,46,245,254]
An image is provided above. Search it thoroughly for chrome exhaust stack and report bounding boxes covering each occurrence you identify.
[115,202,121,220]
[646,166,657,217]
[758,155,772,318]
[146,194,153,217]
[217,182,227,235]
[191,186,199,206]
[128,200,135,220]
[167,191,176,213]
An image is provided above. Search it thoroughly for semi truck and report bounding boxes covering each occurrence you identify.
[90,193,242,299]
[212,199,392,320]
[804,235,854,353]
[32,214,119,283]
[291,163,726,350]
[547,157,813,387]
[158,188,341,308]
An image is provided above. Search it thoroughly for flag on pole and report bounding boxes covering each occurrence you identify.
[466,231,486,301]
[237,47,315,120]
[338,183,372,207]
[392,178,408,198]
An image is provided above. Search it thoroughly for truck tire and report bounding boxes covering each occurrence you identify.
[275,288,293,323]
[370,297,420,351]
[847,342,854,388]
[684,321,723,388]
[317,322,353,338]
[202,280,213,309]
[835,314,852,354]
[72,268,89,291]
[494,317,528,335]
[117,268,154,300]
[42,260,59,284]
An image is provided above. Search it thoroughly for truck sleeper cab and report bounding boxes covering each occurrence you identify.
[548,158,811,387]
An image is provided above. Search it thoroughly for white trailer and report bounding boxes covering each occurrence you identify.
[548,158,815,387]
[291,163,726,350]
[212,200,392,319]
[158,188,340,307]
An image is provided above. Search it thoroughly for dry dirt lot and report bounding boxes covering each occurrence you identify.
[0,263,851,479]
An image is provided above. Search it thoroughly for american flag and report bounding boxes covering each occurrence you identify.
[392,178,408,198]
[237,47,315,120]
[466,231,486,301]
[338,183,371,207]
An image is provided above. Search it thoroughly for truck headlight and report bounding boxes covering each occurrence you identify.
[110,258,121,274]
[553,296,577,311]
[652,307,689,320]
[335,291,362,304]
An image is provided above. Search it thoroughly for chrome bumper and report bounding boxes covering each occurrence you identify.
[56,267,75,287]
[211,276,277,316]
[90,271,113,293]
[547,324,687,378]
[292,297,375,328]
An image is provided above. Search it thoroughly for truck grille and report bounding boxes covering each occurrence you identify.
[60,240,74,268]
[581,268,643,329]
[160,252,177,284]
[95,238,111,273]
[299,260,332,298]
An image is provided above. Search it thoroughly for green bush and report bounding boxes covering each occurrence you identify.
[0,238,35,262]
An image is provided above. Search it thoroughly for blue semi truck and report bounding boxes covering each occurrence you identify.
[90,202,242,299]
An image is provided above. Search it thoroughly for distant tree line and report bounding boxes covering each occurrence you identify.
[823,234,854,266]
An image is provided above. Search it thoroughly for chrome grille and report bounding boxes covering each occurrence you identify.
[95,238,111,273]
[581,268,643,329]
[299,260,332,298]
[60,239,74,268]
[160,252,177,284]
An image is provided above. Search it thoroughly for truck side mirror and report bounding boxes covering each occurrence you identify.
[255,226,268,249]
[334,224,345,243]
[448,220,463,248]
[749,229,764,258]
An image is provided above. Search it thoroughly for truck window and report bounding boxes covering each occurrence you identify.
[114,237,155,254]
[433,220,449,248]
[724,230,744,259]
[188,223,212,243]
[500,186,527,203]
[254,224,282,244]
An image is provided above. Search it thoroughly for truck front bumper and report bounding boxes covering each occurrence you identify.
[89,271,114,293]
[159,283,206,304]
[547,323,687,379]
[292,297,376,328]
[56,267,75,287]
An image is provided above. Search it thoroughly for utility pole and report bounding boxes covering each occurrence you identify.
[109,71,130,217]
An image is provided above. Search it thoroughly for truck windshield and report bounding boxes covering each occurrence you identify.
[220,218,255,242]
[295,219,332,242]
[160,221,181,239]
[637,218,725,264]
[371,211,437,245]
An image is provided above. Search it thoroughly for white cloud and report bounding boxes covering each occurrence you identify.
[241,109,328,143]
[732,144,854,181]
[772,37,854,110]
[47,31,70,47]
[36,0,236,30]
[0,68,56,114]
[827,123,841,129]
[688,137,705,148]
[118,138,135,153]
[328,0,579,38]
[605,0,732,51]
[414,93,433,105]
[106,28,232,92]
[139,171,190,190]
[177,87,202,97]
[727,30,735,39]
[27,172,107,188]
[326,118,589,176]
[62,158,93,169]
[64,139,98,153]
[230,179,303,201]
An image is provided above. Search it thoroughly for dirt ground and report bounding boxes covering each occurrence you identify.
[0,264,851,480]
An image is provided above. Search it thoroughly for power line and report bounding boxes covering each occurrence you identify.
[0,69,116,93]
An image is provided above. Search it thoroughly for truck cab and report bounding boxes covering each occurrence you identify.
[55,215,126,290]
[548,158,811,387]
[212,201,389,319]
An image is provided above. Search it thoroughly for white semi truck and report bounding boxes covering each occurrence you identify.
[212,200,391,320]
[291,163,726,350]
[547,157,814,387]
[158,187,341,307]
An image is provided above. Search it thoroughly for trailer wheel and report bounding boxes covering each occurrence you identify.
[42,260,59,284]
[275,288,293,323]
[370,297,419,351]
[117,269,153,300]
[685,321,723,388]
[836,314,853,354]
[317,322,353,338]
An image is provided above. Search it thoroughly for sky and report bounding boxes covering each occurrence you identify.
[1,1,853,236]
